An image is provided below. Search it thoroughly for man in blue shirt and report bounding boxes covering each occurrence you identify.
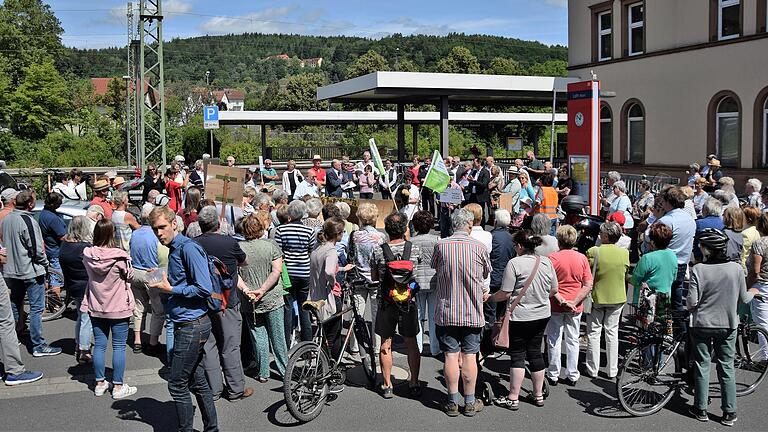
[38,193,67,297]
[658,186,697,312]
[148,206,217,432]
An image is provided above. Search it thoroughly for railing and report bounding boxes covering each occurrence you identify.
[266,146,348,161]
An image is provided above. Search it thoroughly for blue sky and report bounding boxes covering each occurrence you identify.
[48,0,568,49]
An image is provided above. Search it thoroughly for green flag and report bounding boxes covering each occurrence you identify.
[368,138,386,176]
[423,150,451,193]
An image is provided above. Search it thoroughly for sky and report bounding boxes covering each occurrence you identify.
[45,0,569,50]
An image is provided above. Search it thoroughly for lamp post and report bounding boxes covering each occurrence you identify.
[205,70,213,156]
[122,75,131,167]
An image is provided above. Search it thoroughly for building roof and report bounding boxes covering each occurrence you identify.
[316,71,579,106]
[213,89,245,103]
[218,110,567,125]
[90,77,152,98]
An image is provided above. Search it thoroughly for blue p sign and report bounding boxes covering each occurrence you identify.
[203,106,219,129]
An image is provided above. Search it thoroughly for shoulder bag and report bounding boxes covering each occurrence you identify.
[492,255,542,349]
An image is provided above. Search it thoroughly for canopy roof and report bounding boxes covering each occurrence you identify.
[218,110,567,125]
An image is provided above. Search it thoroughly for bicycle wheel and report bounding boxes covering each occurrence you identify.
[40,287,67,322]
[283,342,330,423]
[616,343,679,416]
[353,315,377,387]
[733,324,768,396]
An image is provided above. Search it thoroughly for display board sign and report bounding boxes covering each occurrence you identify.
[498,192,515,213]
[567,80,600,215]
[203,106,220,129]
[506,137,523,151]
[319,196,395,228]
[206,164,245,204]
[438,187,463,205]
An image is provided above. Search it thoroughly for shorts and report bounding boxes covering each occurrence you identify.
[436,325,482,354]
[48,256,63,288]
[375,301,419,339]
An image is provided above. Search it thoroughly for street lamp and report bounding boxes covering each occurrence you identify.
[122,75,131,167]
[205,70,213,155]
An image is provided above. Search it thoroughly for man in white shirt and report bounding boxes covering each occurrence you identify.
[355,150,376,174]
[292,170,320,200]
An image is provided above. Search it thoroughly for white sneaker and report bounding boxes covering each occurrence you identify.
[112,384,137,400]
[94,381,111,397]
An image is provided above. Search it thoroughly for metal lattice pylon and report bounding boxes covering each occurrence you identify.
[126,2,136,167]
[138,0,166,171]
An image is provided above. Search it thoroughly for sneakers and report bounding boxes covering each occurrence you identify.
[689,407,708,422]
[4,371,43,386]
[463,399,484,417]
[112,384,137,400]
[380,385,394,399]
[721,412,737,427]
[443,400,460,417]
[94,381,111,397]
[32,344,62,357]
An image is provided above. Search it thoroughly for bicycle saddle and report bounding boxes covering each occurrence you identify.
[302,300,326,311]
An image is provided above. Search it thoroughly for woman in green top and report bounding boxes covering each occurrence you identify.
[630,222,678,326]
[239,211,287,382]
[585,221,629,379]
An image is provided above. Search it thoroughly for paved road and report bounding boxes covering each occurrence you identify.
[1,310,766,431]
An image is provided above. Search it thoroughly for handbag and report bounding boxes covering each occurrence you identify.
[583,248,599,314]
[491,255,542,350]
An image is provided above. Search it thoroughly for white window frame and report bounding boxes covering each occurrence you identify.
[627,105,644,163]
[628,2,644,56]
[762,98,768,166]
[718,0,741,41]
[715,98,739,165]
[598,10,612,61]
[600,106,613,161]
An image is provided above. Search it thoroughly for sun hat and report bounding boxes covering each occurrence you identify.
[93,179,110,191]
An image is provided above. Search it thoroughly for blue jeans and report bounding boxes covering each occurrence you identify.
[74,297,93,351]
[168,317,217,432]
[7,277,47,349]
[91,317,129,384]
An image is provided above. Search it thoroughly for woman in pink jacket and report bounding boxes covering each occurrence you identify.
[82,219,137,399]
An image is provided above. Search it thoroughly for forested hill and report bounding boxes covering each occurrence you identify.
[61,32,567,86]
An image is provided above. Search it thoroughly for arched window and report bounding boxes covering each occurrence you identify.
[624,102,645,164]
[600,104,613,163]
[763,96,768,166]
[715,96,740,167]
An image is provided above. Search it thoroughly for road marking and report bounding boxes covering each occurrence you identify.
[0,368,167,400]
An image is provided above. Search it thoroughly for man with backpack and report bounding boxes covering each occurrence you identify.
[148,206,218,432]
[194,206,253,402]
[431,208,492,417]
[372,212,422,399]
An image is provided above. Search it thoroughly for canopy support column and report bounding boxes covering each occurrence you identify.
[261,125,267,158]
[412,123,419,156]
[549,90,557,163]
[439,96,449,157]
[397,103,406,164]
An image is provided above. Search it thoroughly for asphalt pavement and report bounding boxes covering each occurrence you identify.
[1,310,766,432]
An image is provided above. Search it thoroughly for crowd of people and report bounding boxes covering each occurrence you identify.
[0,150,766,429]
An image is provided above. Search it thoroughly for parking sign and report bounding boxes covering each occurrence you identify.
[203,106,219,129]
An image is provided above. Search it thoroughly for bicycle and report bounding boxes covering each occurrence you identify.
[283,269,379,423]
[616,305,768,416]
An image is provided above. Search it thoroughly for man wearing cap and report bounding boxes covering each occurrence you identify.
[3,190,61,357]
[260,159,278,185]
[309,155,326,189]
[90,178,113,219]
[503,166,522,214]
[0,188,19,228]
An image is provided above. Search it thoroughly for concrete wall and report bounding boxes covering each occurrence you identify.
[569,0,768,169]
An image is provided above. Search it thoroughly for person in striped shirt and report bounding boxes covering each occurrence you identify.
[274,200,317,344]
[431,208,492,417]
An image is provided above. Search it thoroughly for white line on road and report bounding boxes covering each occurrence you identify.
[0,368,167,400]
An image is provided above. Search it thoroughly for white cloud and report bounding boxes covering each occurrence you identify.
[165,0,193,14]
[545,0,568,8]
[199,6,355,36]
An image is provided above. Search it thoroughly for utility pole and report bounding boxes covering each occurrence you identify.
[138,0,167,171]
[206,70,213,156]
[125,2,135,168]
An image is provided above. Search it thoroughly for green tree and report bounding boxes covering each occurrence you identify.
[346,50,388,79]
[435,46,481,74]
[9,60,70,139]
[102,77,126,123]
[275,73,328,111]
[394,58,419,72]
[0,0,63,86]
[485,57,523,75]
[527,60,568,77]
[179,117,209,159]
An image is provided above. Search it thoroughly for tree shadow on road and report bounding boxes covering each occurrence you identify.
[111,398,177,431]
[112,397,176,432]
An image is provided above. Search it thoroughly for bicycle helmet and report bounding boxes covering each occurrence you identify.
[696,228,728,252]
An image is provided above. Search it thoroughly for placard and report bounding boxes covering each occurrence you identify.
[499,192,514,212]
[438,187,463,205]
[319,197,395,228]
[205,164,245,204]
